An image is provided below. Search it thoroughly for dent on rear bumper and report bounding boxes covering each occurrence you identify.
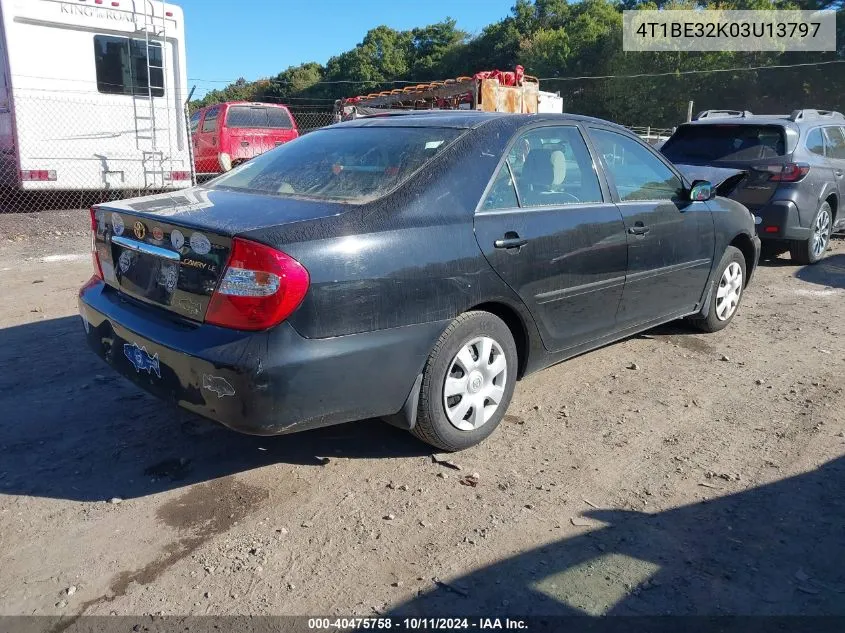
[78,281,449,435]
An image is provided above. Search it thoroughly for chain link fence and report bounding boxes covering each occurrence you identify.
[0,93,338,214]
[0,91,194,213]
[0,92,672,216]
[291,110,336,134]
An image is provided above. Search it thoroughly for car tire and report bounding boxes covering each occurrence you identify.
[688,246,746,333]
[790,201,833,265]
[412,311,518,452]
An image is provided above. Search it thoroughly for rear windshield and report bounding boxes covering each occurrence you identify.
[226,105,294,129]
[661,124,786,162]
[211,126,462,202]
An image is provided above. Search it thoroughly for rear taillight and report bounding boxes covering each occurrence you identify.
[20,169,56,181]
[89,207,103,280]
[205,237,309,331]
[766,163,810,182]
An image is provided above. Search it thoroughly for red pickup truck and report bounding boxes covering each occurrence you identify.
[190,102,299,175]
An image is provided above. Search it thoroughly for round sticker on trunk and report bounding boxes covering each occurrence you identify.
[171,229,185,250]
[111,213,124,236]
[118,250,132,273]
[190,232,211,255]
[152,226,164,241]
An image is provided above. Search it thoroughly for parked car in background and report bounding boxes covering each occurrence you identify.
[80,112,759,452]
[661,109,845,264]
[189,102,298,176]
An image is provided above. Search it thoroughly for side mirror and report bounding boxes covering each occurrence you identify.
[689,180,714,201]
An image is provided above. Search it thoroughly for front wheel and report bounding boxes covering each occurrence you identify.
[688,245,746,333]
[790,201,832,265]
[412,311,518,452]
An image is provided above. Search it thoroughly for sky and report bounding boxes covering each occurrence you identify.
[178,0,516,98]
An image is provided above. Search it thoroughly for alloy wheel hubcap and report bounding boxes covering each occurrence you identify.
[715,261,743,321]
[812,210,831,258]
[443,336,507,431]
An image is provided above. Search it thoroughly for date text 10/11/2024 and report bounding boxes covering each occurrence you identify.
[307,618,529,630]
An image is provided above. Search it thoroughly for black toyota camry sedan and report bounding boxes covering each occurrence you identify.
[79,112,760,451]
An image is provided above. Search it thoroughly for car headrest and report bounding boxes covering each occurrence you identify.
[521,149,555,187]
[550,150,567,186]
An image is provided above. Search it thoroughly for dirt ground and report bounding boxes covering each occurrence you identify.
[0,209,844,619]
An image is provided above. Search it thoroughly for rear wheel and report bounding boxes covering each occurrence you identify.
[688,246,746,333]
[790,201,832,265]
[412,311,517,452]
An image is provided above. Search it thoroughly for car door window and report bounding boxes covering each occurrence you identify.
[504,126,602,208]
[590,128,683,202]
[823,126,845,159]
[189,111,201,134]
[482,163,519,211]
[806,128,825,156]
[202,107,219,133]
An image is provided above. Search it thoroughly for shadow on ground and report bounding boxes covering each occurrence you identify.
[388,456,845,618]
[0,316,429,503]
[795,254,845,290]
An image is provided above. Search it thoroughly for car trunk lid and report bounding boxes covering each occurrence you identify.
[93,187,346,323]
[225,104,298,161]
[229,128,298,161]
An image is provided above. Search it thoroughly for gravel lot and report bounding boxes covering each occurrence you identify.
[1,210,843,618]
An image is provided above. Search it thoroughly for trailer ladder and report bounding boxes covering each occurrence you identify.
[133,0,172,189]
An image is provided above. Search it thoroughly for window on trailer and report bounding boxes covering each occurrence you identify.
[94,35,164,97]
[225,105,294,129]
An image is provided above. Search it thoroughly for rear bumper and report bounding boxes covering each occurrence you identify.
[78,279,447,436]
[753,200,810,241]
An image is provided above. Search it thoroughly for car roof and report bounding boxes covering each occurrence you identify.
[334,110,630,131]
[682,115,797,127]
[201,101,291,110]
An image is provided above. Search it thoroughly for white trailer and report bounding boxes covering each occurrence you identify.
[0,0,190,192]
[537,90,563,114]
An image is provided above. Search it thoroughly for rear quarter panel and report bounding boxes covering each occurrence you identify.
[781,146,836,226]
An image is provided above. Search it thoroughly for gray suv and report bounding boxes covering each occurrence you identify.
[661,109,844,264]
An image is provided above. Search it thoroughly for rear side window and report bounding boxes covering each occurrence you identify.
[94,35,163,97]
[226,106,294,129]
[662,124,786,162]
[189,111,201,134]
[806,128,825,155]
[202,107,219,133]
[482,164,519,211]
[823,126,845,159]
[211,126,462,202]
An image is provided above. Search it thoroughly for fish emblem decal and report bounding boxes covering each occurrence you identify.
[124,343,161,378]
[202,374,236,398]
